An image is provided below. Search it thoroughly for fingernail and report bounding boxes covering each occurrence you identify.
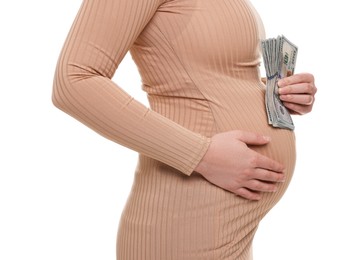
[279,94,289,101]
[278,80,283,87]
[263,136,271,142]
[279,88,287,94]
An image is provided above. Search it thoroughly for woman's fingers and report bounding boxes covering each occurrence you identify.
[276,73,317,115]
[279,93,314,105]
[282,101,313,115]
[278,82,317,95]
[278,73,314,87]
[245,179,278,193]
[250,152,285,173]
[235,188,262,201]
[234,130,271,145]
[250,168,286,183]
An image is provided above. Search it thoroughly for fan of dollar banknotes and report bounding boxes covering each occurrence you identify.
[261,35,298,130]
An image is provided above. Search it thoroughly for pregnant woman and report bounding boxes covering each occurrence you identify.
[52,0,317,259]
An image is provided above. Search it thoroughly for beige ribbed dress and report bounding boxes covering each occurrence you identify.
[52,0,296,259]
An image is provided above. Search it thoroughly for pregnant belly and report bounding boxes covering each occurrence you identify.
[211,80,297,197]
[127,83,297,255]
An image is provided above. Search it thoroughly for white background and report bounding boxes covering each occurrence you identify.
[0,1,356,259]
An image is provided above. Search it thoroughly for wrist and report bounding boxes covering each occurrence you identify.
[193,137,212,175]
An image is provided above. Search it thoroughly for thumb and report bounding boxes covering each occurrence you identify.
[235,131,270,145]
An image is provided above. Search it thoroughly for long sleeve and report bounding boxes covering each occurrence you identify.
[52,0,211,176]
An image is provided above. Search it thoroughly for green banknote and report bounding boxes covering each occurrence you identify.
[261,35,298,130]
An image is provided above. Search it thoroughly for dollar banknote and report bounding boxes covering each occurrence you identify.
[261,35,298,130]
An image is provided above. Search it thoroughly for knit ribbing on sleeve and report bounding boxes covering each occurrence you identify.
[52,0,211,175]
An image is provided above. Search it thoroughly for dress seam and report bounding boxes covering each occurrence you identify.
[153,24,219,136]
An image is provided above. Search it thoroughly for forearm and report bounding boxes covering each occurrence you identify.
[53,65,210,175]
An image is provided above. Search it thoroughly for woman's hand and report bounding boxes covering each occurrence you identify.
[194,131,285,200]
[278,73,317,115]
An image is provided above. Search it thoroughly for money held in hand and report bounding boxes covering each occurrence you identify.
[261,35,298,130]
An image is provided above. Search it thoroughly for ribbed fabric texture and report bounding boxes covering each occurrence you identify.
[52,0,296,259]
